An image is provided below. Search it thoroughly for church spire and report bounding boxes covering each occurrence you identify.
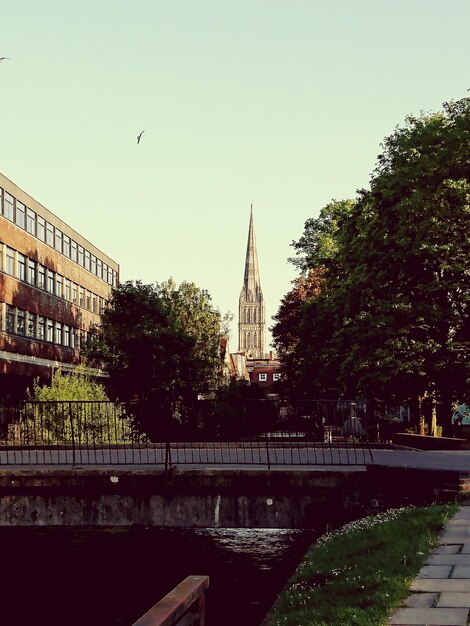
[242,203,262,298]
[238,205,266,358]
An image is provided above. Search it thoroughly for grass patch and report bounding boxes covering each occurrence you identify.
[264,502,458,626]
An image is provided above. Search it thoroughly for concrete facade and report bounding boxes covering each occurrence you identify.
[0,172,119,399]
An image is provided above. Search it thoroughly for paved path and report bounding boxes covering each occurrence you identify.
[389,500,470,625]
[2,446,470,473]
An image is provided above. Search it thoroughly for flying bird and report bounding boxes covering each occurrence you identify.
[0,57,10,62]
[137,130,145,144]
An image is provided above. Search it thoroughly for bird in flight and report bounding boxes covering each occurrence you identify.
[137,130,145,144]
[0,57,10,62]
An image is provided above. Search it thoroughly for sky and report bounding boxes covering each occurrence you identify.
[1,1,469,348]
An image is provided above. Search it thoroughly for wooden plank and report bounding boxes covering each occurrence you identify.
[132,576,209,626]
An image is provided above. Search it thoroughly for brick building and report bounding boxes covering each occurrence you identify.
[0,172,119,401]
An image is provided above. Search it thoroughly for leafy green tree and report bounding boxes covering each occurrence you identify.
[86,279,227,438]
[271,268,325,398]
[16,366,136,445]
[27,365,108,402]
[278,97,470,433]
[289,199,356,273]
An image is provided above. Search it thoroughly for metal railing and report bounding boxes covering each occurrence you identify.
[0,399,374,466]
[131,576,209,626]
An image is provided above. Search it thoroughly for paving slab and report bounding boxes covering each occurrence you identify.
[452,509,470,519]
[438,592,470,608]
[427,554,470,565]
[417,565,452,578]
[452,565,470,578]
[402,593,437,608]
[440,535,470,544]
[411,579,470,592]
[460,543,470,553]
[388,607,468,624]
[435,545,462,554]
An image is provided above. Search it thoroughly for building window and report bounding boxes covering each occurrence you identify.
[63,235,70,258]
[47,269,55,293]
[46,222,54,246]
[56,274,63,298]
[17,253,26,281]
[4,192,14,220]
[72,285,78,304]
[0,243,3,272]
[17,309,26,335]
[64,280,71,301]
[37,216,46,242]
[63,325,70,347]
[273,373,281,381]
[6,247,14,275]
[26,208,36,235]
[86,291,91,310]
[78,245,84,267]
[97,259,102,279]
[259,373,267,382]
[55,229,63,253]
[103,263,108,282]
[37,265,46,290]
[15,201,26,229]
[6,306,15,333]
[91,254,97,275]
[38,317,45,341]
[55,322,62,345]
[84,249,91,272]
[71,240,78,262]
[47,320,54,343]
[92,296,97,313]
[28,313,37,338]
[28,259,37,286]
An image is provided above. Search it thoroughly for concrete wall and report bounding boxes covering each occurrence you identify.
[0,467,366,528]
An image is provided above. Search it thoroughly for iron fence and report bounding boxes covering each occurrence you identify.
[0,399,374,466]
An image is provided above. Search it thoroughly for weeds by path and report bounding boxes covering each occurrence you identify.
[264,503,458,626]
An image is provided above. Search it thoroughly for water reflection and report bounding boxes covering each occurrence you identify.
[0,526,319,626]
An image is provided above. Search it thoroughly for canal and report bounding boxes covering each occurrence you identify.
[0,525,320,626]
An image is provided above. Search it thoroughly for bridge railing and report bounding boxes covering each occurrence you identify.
[0,399,374,465]
[131,575,209,626]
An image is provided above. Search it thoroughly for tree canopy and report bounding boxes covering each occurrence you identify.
[273,97,470,428]
[86,279,227,438]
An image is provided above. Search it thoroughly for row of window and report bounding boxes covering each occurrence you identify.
[241,308,262,324]
[0,186,117,287]
[258,372,281,382]
[241,331,261,349]
[0,242,107,315]
[4,304,93,349]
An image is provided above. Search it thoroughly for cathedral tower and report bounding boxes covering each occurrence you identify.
[238,206,266,358]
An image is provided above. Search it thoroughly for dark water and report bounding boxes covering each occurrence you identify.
[0,526,319,626]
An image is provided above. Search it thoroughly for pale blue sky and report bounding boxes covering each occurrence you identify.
[1,1,469,347]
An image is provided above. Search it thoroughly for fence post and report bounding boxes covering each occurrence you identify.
[165,441,172,473]
[69,401,76,466]
[265,433,271,470]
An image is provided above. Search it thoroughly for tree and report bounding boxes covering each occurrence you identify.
[18,366,136,445]
[86,279,227,438]
[289,199,356,273]
[27,365,108,402]
[271,268,325,397]
[277,97,470,433]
